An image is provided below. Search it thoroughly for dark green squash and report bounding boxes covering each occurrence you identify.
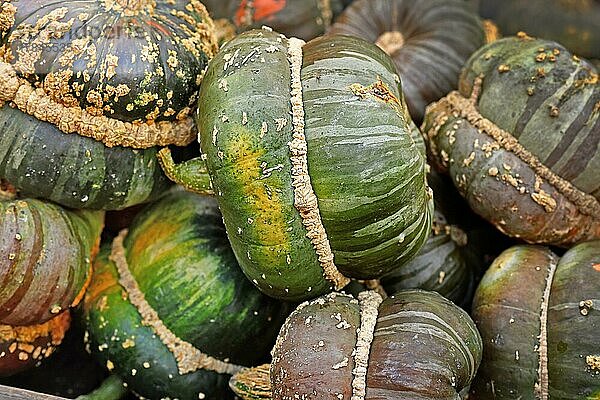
[381,171,514,308]
[423,35,600,247]
[203,0,345,41]
[84,190,289,400]
[471,241,600,399]
[231,289,483,399]
[0,0,217,210]
[328,0,486,123]
[479,0,600,60]
[159,28,433,302]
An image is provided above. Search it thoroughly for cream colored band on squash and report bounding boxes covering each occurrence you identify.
[110,230,245,376]
[351,291,383,400]
[425,76,600,219]
[0,62,196,149]
[286,36,350,291]
[535,258,557,400]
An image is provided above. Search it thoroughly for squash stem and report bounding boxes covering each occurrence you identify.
[157,148,214,196]
[76,375,127,400]
[229,364,272,400]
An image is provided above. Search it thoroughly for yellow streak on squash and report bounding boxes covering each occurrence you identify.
[225,127,289,248]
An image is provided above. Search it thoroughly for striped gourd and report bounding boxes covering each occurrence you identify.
[204,0,345,42]
[0,188,104,376]
[471,241,600,399]
[328,0,486,123]
[381,171,513,308]
[479,0,600,59]
[423,35,600,247]
[231,289,483,400]
[0,0,217,210]
[84,190,289,400]
[159,28,433,302]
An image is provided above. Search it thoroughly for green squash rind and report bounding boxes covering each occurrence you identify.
[0,106,170,210]
[197,29,432,301]
[84,191,288,400]
[471,242,600,399]
[423,36,600,246]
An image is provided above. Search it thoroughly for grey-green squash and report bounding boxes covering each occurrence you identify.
[230,289,483,400]
[328,0,486,123]
[479,0,600,60]
[423,35,600,247]
[159,28,433,302]
[471,241,600,399]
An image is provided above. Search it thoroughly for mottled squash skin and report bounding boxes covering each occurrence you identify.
[84,191,289,400]
[175,29,432,302]
[269,290,482,399]
[0,0,217,210]
[423,36,600,247]
[471,242,600,399]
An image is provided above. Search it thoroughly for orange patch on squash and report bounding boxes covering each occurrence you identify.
[235,0,286,25]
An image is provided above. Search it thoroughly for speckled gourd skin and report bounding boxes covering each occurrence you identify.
[0,0,216,210]
[203,0,345,41]
[196,29,432,301]
[84,191,289,400]
[271,289,482,399]
[423,36,600,247]
[328,0,485,123]
[479,0,600,60]
[0,197,104,326]
[471,242,600,399]
[0,105,171,210]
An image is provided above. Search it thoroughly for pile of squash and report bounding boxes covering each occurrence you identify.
[0,0,597,399]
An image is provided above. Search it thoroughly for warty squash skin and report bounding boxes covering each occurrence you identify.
[159,28,433,302]
[84,190,290,400]
[231,289,483,400]
[471,241,600,399]
[328,0,486,123]
[423,35,600,247]
[0,0,217,210]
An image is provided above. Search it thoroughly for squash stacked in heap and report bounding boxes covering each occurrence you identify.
[0,184,104,376]
[0,0,217,210]
[160,28,433,301]
[328,0,486,123]
[423,35,600,246]
[231,289,482,400]
[203,0,346,42]
[471,241,600,399]
[84,190,289,400]
[479,0,600,60]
